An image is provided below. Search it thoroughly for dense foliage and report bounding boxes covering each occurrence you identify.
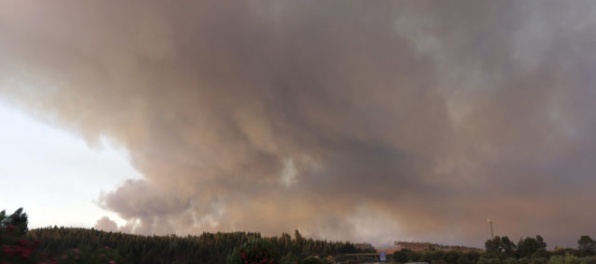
[26,227,367,263]
[1,208,51,263]
[226,239,279,264]
[1,208,29,236]
[2,208,371,264]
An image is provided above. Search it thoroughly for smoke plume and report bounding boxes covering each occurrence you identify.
[2,0,596,247]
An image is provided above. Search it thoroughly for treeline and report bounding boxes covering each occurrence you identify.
[7,207,596,264]
[392,235,596,264]
[2,207,371,263]
[478,235,596,264]
[26,227,369,263]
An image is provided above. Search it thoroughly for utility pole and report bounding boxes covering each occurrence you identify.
[487,218,494,239]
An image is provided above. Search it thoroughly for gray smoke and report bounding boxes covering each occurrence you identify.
[2,0,596,247]
[95,216,118,233]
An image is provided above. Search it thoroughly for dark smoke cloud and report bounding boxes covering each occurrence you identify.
[2,0,596,247]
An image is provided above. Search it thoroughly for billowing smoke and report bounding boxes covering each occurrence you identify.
[2,0,596,247]
[95,216,118,233]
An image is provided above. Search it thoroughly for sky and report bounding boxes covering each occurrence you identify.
[0,100,139,229]
[1,0,596,248]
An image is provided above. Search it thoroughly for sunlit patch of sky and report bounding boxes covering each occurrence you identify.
[0,100,141,229]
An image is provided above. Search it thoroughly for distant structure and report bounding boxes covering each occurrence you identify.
[354,242,375,252]
[394,241,481,253]
[487,218,494,239]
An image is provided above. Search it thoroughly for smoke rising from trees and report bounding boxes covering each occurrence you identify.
[2,1,596,247]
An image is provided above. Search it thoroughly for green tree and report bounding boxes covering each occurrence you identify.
[1,208,28,236]
[517,235,547,259]
[485,236,516,258]
[578,236,596,257]
[1,208,50,264]
[501,236,518,258]
[485,236,503,257]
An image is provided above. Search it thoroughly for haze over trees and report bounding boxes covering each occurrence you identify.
[5,1,596,248]
[390,235,596,264]
[2,208,371,264]
[4,208,596,264]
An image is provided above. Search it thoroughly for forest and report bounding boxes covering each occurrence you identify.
[2,208,596,264]
[1,208,371,263]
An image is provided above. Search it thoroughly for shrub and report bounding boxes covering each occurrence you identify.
[227,239,280,264]
[1,223,49,264]
[1,208,119,264]
[549,252,581,264]
[581,257,596,264]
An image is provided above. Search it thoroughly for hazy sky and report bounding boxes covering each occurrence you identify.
[0,100,139,229]
[2,0,596,248]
